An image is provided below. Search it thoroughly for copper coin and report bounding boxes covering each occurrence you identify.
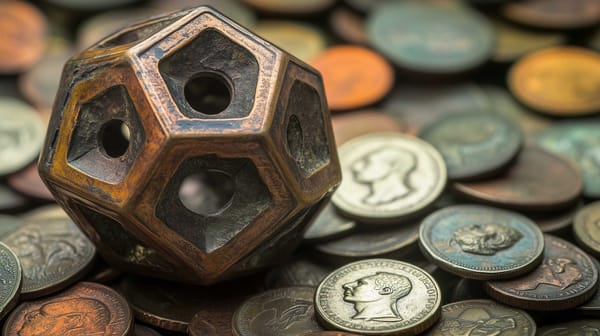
[485,235,599,311]
[502,0,600,29]
[265,257,332,289]
[233,287,323,336]
[492,19,564,64]
[304,202,356,243]
[241,0,335,15]
[537,320,600,335]
[577,258,600,315]
[311,46,394,111]
[7,164,54,201]
[331,110,404,146]
[573,201,600,257]
[509,47,600,117]
[253,21,326,62]
[0,1,47,74]
[134,324,162,336]
[329,7,368,45]
[4,282,133,336]
[453,147,582,212]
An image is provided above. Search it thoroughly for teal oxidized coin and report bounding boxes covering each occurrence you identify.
[366,2,495,74]
[534,121,600,198]
[419,205,544,280]
[419,112,522,180]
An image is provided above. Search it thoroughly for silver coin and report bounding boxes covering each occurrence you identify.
[304,202,356,243]
[0,242,21,320]
[332,132,446,224]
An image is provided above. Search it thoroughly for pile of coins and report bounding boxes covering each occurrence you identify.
[0,0,600,335]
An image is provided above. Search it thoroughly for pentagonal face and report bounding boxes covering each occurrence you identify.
[159,28,259,119]
[67,85,144,184]
[155,155,271,253]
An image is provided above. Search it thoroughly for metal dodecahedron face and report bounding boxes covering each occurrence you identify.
[38,6,340,284]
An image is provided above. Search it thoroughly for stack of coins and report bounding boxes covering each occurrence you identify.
[0,0,600,335]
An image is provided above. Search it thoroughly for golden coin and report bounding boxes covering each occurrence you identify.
[509,47,600,116]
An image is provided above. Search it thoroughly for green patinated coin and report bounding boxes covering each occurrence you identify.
[534,121,600,199]
[419,112,522,180]
[367,2,495,74]
[419,205,544,280]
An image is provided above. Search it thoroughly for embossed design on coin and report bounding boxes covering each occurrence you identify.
[453,223,523,256]
[316,259,441,335]
[537,319,600,336]
[512,257,582,291]
[424,299,536,336]
[0,242,21,320]
[332,133,446,224]
[4,282,132,336]
[419,205,544,280]
[2,215,96,298]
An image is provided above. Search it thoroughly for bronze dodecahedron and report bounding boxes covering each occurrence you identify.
[38,6,341,285]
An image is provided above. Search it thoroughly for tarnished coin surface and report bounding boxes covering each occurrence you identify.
[534,121,600,199]
[233,287,323,336]
[0,242,21,320]
[502,0,600,29]
[419,112,522,180]
[419,205,544,280]
[573,201,600,257]
[4,282,132,336]
[315,259,441,335]
[367,2,495,74]
[0,98,45,177]
[2,213,96,299]
[332,133,446,224]
[424,299,536,336]
[453,147,582,212]
[253,21,326,62]
[304,202,356,243]
[537,320,600,335]
[331,110,404,146]
[509,47,600,117]
[485,235,599,311]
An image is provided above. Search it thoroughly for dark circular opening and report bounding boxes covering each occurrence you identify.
[99,119,130,158]
[286,114,303,161]
[184,73,232,115]
[178,170,235,216]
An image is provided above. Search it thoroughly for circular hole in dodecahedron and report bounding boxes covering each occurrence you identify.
[99,119,130,158]
[178,170,235,216]
[184,72,232,115]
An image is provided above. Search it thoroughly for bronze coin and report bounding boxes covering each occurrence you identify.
[453,147,582,212]
[573,201,600,257]
[241,0,335,15]
[304,202,356,243]
[508,47,600,117]
[331,110,404,146]
[537,320,600,335]
[0,1,47,74]
[329,7,368,45]
[485,235,599,311]
[233,287,323,336]
[492,19,565,64]
[7,164,54,201]
[265,257,332,289]
[577,258,600,315]
[134,324,162,336]
[502,0,600,29]
[311,46,394,111]
[253,21,326,62]
[4,282,133,336]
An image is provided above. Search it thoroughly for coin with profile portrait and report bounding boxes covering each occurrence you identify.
[315,259,441,335]
[331,132,446,224]
[419,205,544,280]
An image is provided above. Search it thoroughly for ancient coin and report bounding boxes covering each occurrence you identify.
[233,287,323,336]
[453,147,582,212]
[485,235,599,311]
[253,21,326,62]
[0,98,46,177]
[310,45,394,111]
[424,299,536,335]
[537,320,600,335]
[304,202,356,243]
[0,242,21,320]
[534,121,600,199]
[2,213,96,299]
[4,282,133,336]
[367,2,495,74]
[241,0,335,15]
[329,7,368,45]
[492,19,565,63]
[419,112,522,180]
[419,205,544,280]
[573,201,600,257]
[265,257,332,289]
[315,259,441,335]
[19,48,72,110]
[331,110,405,146]
[0,215,23,238]
[502,0,600,29]
[7,164,54,201]
[134,324,162,336]
[509,47,600,117]
[0,1,47,74]
[332,133,446,224]
[314,222,420,266]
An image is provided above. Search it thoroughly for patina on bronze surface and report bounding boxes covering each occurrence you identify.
[424,299,536,336]
[38,6,341,285]
[419,205,544,280]
[485,235,599,311]
[4,282,133,336]
[573,201,600,257]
